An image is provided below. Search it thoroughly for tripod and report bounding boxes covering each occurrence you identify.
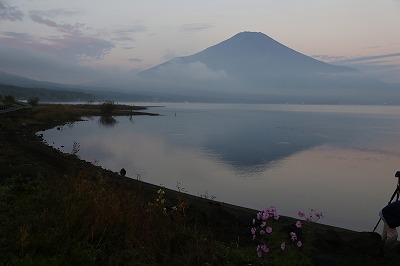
[373,171,400,233]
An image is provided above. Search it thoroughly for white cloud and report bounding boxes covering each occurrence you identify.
[312,55,350,62]
[179,23,214,32]
[0,44,93,83]
[332,53,400,64]
[312,53,400,83]
[155,61,229,81]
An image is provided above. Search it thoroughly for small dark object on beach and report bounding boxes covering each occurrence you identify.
[120,168,126,176]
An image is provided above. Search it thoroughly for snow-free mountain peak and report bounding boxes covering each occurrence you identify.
[137,32,400,104]
[140,31,354,87]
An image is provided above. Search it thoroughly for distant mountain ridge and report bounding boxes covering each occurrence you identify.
[0,71,70,89]
[0,71,184,103]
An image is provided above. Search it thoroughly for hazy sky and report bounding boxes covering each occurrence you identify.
[0,0,399,85]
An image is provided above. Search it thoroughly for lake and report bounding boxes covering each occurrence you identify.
[39,103,400,232]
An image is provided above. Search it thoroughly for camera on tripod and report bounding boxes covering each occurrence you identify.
[373,170,400,232]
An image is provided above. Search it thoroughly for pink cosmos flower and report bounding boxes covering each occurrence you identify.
[290,232,297,241]
[297,240,302,247]
[295,220,302,228]
[262,244,269,253]
[281,242,286,250]
[266,226,272,234]
[251,227,256,235]
[261,221,266,228]
[298,210,305,217]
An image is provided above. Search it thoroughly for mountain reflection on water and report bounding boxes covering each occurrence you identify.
[39,103,400,232]
[203,110,342,171]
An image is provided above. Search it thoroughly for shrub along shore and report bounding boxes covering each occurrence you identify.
[0,103,398,265]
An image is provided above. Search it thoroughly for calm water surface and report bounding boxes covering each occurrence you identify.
[39,103,400,232]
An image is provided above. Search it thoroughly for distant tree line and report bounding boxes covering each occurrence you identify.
[1,94,16,103]
[0,84,95,102]
[0,94,39,107]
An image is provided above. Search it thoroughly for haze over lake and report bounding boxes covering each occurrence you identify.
[39,103,400,232]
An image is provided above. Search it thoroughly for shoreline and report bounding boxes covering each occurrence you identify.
[1,103,398,265]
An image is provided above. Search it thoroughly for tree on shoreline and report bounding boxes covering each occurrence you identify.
[27,97,39,106]
[100,100,116,115]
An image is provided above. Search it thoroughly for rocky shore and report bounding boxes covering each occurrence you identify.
[1,103,399,265]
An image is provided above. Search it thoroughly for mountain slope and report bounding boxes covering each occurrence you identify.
[140,31,355,89]
[0,71,71,89]
[136,31,400,104]
[180,32,351,75]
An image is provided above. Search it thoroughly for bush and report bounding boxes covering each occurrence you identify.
[100,100,116,115]
[4,95,16,103]
[27,97,40,106]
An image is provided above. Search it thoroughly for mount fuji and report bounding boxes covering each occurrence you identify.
[137,32,399,104]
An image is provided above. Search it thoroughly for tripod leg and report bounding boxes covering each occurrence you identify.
[388,186,400,204]
[373,187,400,232]
[373,218,382,233]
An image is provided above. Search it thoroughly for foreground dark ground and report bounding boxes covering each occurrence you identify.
[0,103,399,265]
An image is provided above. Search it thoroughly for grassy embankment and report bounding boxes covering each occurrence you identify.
[0,103,263,265]
[0,102,391,265]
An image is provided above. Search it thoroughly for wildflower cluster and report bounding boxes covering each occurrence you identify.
[298,209,323,222]
[251,206,323,262]
[147,189,183,217]
[147,189,169,215]
[251,206,285,258]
